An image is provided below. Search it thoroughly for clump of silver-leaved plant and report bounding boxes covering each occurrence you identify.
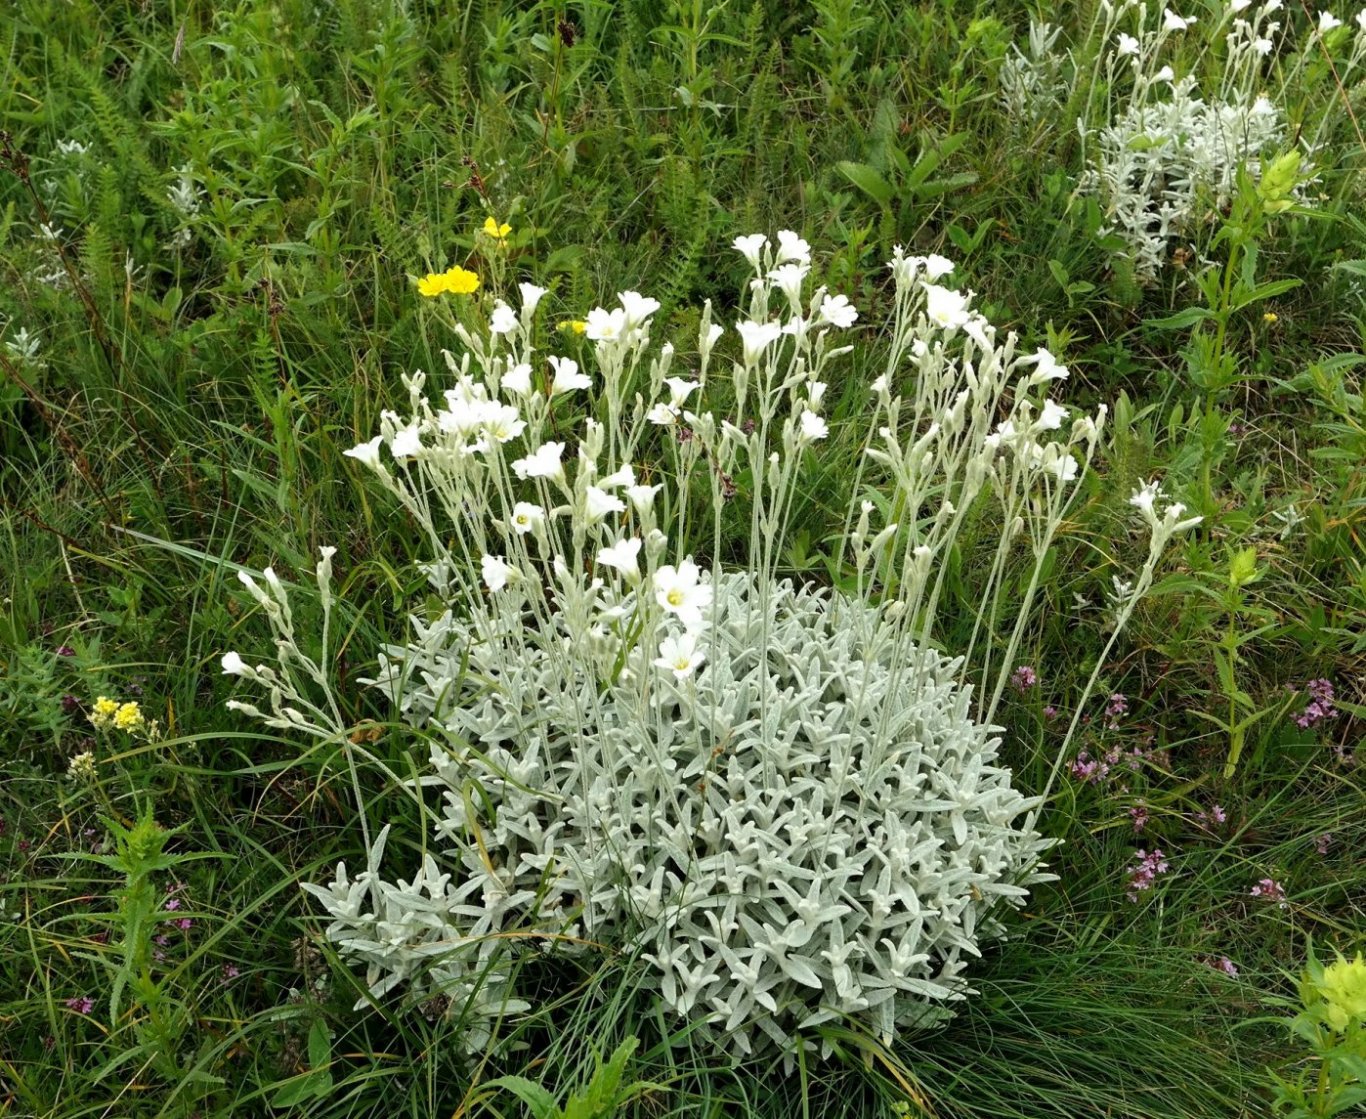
[222,233,1198,1058]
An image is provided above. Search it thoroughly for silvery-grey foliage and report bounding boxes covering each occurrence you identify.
[309,572,1051,1056]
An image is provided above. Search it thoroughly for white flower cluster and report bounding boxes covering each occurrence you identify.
[225,234,1196,1057]
[1075,1,1313,283]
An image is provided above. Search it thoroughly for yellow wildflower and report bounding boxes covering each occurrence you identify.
[558,319,588,335]
[113,701,145,733]
[482,216,512,240]
[417,266,481,298]
[90,696,119,730]
[1316,953,1366,1032]
[1262,311,1278,323]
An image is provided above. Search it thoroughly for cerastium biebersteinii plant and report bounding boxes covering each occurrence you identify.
[222,234,1199,1058]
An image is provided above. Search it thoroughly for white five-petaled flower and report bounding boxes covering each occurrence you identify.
[647,402,679,425]
[585,485,626,520]
[921,253,955,280]
[480,554,515,592]
[1357,9,1366,33]
[511,441,565,480]
[1047,452,1080,482]
[1318,11,1342,32]
[1155,64,1175,82]
[768,262,809,306]
[597,536,642,581]
[489,300,518,335]
[1230,0,1252,11]
[775,229,811,265]
[1026,348,1069,382]
[343,435,384,467]
[735,320,783,364]
[618,290,661,326]
[548,355,591,395]
[664,377,701,409]
[626,482,663,513]
[389,424,422,459]
[221,651,246,675]
[798,410,829,443]
[653,560,712,631]
[1116,32,1140,55]
[733,233,769,269]
[1163,9,1194,31]
[599,465,636,489]
[509,501,545,534]
[482,403,526,443]
[501,362,533,396]
[518,282,547,316]
[654,630,706,680]
[1037,399,1068,431]
[818,293,859,328]
[923,284,972,329]
[585,306,627,341]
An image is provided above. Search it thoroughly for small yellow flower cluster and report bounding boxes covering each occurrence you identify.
[1315,953,1366,1033]
[481,216,511,241]
[89,696,147,735]
[417,265,481,298]
[558,319,587,334]
[89,696,119,729]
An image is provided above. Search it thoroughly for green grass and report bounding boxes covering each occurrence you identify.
[2,1,1364,1116]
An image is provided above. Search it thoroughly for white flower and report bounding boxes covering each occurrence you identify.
[389,424,422,459]
[618,290,661,326]
[1037,399,1069,431]
[818,293,859,328]
[654,631,706,679]
[664,377,701,408]
[1253,37,1273,54]
[1047,452,1079,482]
[585,306,627,341]
[1155,65,1175,82]
[509,502,545,534]
[502,362,533,396]
[774,229,811,264]
[585,485,626,520]
[597,536,642,580]
[489,300,518,335]
[653,560,712,631]
[512,441,565,480]
[1026,348,1069,382]
[1116,32,1140,54]
[343,435,384,467]
[548,355,591,395]
[600,465,636,488]
[923,284,972,329]
[1163,9,1194,31]
[768,262,809,306]
[519,282,547,316]
[735,320,783,364]
[922,253,955,280]
[1358,9,1366,33]
[480,554,515,592]
[1129,480,1162,518]
[732,233,769,269]
[221,651,246,675]
[1230,0,1252,11]
[647,402,679,425]
[626,482,663,512]
[1319,11,1342,32]
[798,410,829,443]
[483,403,526,443]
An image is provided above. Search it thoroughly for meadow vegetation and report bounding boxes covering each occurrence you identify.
[1,1,1363,1116]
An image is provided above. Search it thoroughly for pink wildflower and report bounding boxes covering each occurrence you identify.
[1250,877,1287,908]
[66,996,94,1014]
[1125,848,1170,901]
[1010,665,1038,691]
